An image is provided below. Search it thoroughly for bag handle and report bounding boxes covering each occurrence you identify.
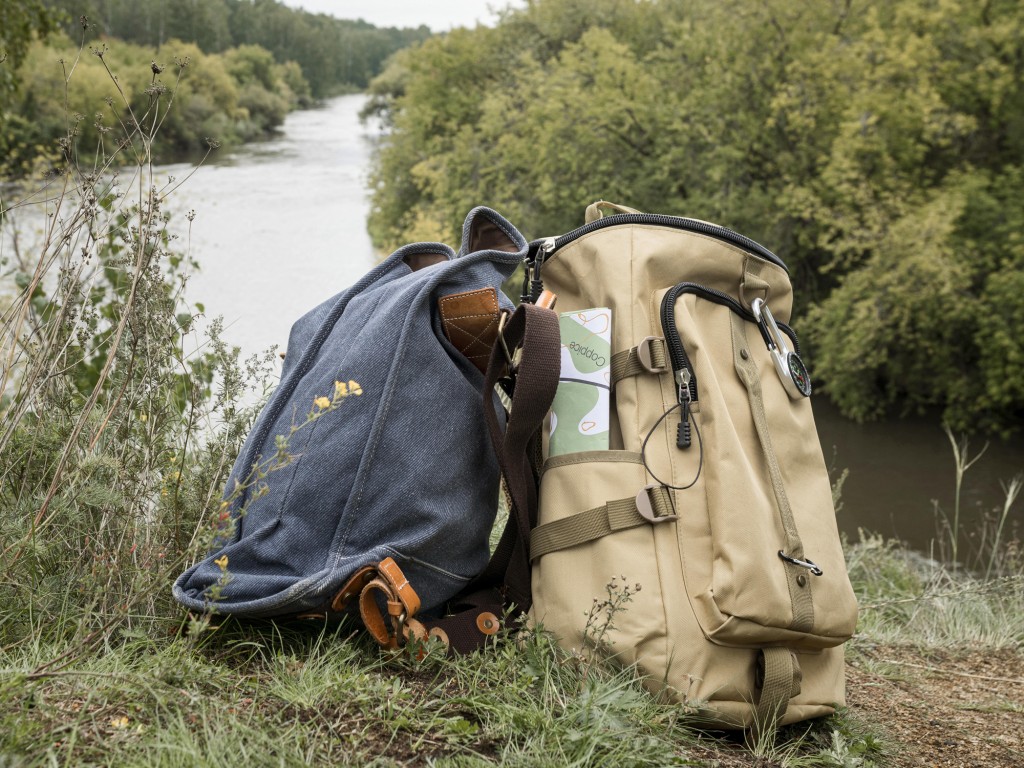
[584,200,641,224]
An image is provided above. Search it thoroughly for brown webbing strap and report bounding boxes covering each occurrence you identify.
[610,338,668,385]
[753,647,802,734]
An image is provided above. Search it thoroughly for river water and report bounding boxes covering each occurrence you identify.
[155,94,1020,555]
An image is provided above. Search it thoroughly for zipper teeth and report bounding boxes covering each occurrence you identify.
[551,213,789,274]
[661,282,801,403]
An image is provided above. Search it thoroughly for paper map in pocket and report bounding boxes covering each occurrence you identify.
[548,308,611,457]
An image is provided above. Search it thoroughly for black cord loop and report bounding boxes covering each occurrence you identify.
[640,402,703,490]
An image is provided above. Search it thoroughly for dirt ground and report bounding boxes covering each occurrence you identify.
[686,645,1024,767]
[845,645,1024,767]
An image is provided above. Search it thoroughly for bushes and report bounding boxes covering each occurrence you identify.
[1,33,310,175]
[0,32,279,645]
[364,0,1024,434]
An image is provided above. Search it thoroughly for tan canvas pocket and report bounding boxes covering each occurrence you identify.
[662,292,857,650]
[529,452,674,671]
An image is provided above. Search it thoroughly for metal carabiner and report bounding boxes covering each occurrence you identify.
[751,298,812,399]
[778,550,824,576]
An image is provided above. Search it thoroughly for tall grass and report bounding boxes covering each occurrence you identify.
[0,36,273,659]
[847,431,1024,650]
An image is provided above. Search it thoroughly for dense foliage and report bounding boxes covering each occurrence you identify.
[44,0,431,96]
[364,0,1024,435]
[0,0,56,101]
[0,0,431,175]
[1,33,310,175]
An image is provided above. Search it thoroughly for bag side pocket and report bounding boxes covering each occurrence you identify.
[530,452,672,672]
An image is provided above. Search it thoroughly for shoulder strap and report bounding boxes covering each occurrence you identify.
[473,302,560,611]
[399,303,559,654]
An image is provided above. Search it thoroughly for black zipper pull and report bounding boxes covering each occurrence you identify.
[676,369,692,449]
[531,238,556,303]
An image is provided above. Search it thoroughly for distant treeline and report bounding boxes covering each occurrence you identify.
[43,0,431,96]
[0,0,430,174]
[365,0,1024,436]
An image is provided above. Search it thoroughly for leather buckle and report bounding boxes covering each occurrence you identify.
[636,336,667,374]
[635,484,677,524]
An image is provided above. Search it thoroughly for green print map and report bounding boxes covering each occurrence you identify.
[548,308,612,456]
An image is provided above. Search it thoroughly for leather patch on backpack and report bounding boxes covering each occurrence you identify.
[439,287,501,374]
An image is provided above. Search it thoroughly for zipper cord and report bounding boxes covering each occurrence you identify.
[640,402,704,491]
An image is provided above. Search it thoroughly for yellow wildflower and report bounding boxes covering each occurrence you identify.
[334,380,348,399]
[314,396,331,410]
[214,555,229,571]
[348,380,363,396]
[110,716,129,729]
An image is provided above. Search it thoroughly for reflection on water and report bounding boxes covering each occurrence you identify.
[43,93,1022,556]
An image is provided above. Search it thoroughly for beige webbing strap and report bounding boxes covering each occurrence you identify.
[731,313,815,633]
[530,487,674,561]
[610,338,668,385]
[754,648,802,733]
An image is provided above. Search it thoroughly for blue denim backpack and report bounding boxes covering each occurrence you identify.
[174,208,559,651]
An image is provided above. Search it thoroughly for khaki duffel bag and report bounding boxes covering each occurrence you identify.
[526,201,858,730]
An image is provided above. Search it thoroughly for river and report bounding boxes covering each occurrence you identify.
[156,94,1020,555]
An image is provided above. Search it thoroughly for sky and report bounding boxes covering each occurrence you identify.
[278,0,524,32]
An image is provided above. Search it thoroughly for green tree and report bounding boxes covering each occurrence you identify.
[365,0,1024,433]
[0,0,57,171]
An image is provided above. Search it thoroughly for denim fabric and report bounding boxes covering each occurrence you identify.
[173,208,525,617]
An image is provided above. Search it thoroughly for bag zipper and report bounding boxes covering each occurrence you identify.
[533,213,789,274]
[660,282,800,406]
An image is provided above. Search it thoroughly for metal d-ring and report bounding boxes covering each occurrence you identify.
[497,310,517,373]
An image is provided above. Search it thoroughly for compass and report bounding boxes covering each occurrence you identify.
[751,298,812,399]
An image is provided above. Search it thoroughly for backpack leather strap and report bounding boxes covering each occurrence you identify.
[475,302,561,614]
[352,557,422,650]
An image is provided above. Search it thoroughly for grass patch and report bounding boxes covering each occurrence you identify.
[847,534,1024,650]
[1,621,892,768]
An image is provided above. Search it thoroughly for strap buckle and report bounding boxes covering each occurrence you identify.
[497,310,522,375]
[635,484,677,524]
[636,336,668,374]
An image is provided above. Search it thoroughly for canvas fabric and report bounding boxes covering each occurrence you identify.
[174,207,527,619]
[528,202,859,728]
